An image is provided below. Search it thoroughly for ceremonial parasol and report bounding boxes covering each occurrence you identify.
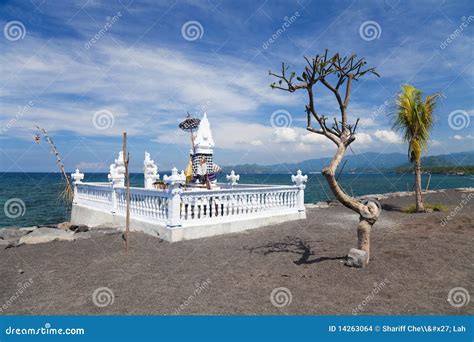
[179,112,201,154]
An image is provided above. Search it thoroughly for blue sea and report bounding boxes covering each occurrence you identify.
[0,172,472,228]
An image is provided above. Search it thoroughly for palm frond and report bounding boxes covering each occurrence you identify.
[391,84,439,163]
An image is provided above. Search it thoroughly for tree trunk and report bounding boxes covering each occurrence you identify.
[357,218,373,262]
[322,143,380,264]
[414,158,424,212]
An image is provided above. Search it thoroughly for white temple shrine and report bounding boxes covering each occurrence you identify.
[70,113,308,242]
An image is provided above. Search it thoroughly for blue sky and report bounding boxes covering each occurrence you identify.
[0,0,473,172]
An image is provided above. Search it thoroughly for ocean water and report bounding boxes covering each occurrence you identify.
[0,172,472,228]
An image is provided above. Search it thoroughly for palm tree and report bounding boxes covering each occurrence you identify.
[392,84,439,212]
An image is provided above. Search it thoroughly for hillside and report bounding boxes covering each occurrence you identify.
[222,151,474,174]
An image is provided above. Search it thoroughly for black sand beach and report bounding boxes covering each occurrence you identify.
[0,189,472,315]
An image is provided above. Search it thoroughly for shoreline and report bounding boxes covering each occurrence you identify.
[1,187,473,231]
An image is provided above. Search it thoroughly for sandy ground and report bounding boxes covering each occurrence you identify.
[0,190,472,315]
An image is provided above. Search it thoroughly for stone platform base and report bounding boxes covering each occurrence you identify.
[71,204,306,242]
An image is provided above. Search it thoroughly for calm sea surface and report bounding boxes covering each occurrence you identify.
[0,172,472,228]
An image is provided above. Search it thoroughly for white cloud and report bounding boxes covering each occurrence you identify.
[374,130,402,144]
[354,132,373,145]
[272,128,298,143]
[452,134,474,140]
[0,37,293,138]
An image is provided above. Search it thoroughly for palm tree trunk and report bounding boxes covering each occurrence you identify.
[414,158,424,212]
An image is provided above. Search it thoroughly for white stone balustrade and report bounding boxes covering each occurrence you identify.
[226,170,240,187]
[72,171,307,242]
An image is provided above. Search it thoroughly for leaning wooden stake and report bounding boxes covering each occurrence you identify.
[425,173,432,191]
[123,131,131,253]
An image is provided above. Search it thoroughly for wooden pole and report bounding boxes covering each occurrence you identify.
[123,131,130,253]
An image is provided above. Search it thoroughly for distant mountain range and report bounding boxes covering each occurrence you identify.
[222,151,474,174]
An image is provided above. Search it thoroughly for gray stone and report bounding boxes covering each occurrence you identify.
[454,187,474,192]
[425,208,434,213]
[19,226,38,232]
[0,239,12,245]
[57,222,73,230]
[0,228,28,240]
[315,202,330,209]
[71,224,89,233]
[19,228,75,245]
[345,248,368,268]
[390,191,412,198]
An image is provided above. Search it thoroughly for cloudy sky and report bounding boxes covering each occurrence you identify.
[0,0,473,172]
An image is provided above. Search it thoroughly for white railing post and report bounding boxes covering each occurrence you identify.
[164,167,186,228]
[111,183,117,213]
[71,169,84,204]
[291,170,308,212]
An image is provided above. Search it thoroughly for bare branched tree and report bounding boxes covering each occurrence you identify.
[269,50,381,265]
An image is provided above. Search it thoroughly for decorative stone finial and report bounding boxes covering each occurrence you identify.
[164,167,186,186]
[71,169,84,184]
[226,170,240,187]
[291,170,308,189]
[193,112,215,154]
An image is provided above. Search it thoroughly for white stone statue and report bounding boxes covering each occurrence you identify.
[108,151,125,187]
[144,151,159,189]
